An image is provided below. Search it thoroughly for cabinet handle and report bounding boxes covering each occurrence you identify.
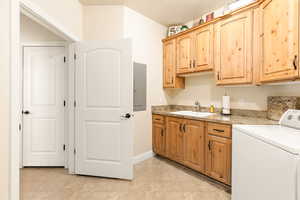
[213,128,225,133]
[208,141,212,151]
[183,124,186,132]
[161,129,164,136]
[189,60,192,68]
[179,123,182,132]
[171,77,174,84]
[293,55,298,70]
[217,72,220,80]
[193,60,196,68]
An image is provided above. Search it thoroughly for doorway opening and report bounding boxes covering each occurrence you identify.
[20,13,71,200]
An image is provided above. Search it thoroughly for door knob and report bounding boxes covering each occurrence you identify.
[121,113,133,119]
[22,110,30,115]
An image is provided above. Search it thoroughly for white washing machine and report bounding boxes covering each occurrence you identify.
[232,110,300,200]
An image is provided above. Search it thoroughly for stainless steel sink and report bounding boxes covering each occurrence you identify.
[170,111,215,118]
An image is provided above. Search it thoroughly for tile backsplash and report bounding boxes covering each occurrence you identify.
[267,96,300,121]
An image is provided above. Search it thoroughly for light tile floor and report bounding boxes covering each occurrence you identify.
[21,156,231,200]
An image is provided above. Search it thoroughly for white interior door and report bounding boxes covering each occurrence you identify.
[23,46,65,167]
[75,39,134,180]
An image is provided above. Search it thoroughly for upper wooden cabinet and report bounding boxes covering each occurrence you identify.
[193,25,214,72]
[163,39,185,88]
[176,33,194,74]
[177,25,214,74]
[162,0,300,86]
[214,10,253,85]
[258,0,299,83]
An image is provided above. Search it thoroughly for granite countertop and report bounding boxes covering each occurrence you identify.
[152,106,278,126]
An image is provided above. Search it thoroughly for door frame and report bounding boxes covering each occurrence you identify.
[10,0,79,199]
[20,42,69,168]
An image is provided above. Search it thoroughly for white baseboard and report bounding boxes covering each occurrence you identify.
[133,151,155,165]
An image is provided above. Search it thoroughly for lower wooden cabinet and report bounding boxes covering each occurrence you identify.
[152,115,232,185]
[206,135,232,185]
[183,120,205,173]
[152,122,166,156]
[166,117,206,173]
[166,117,184,162]
[152,115,166,156]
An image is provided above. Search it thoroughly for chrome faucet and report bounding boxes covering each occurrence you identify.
[194,101,201,111]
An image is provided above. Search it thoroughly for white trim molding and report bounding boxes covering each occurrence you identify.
[19,0,80,42]
[133,151,155,165]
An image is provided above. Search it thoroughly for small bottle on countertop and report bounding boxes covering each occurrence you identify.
[209,105,215,113]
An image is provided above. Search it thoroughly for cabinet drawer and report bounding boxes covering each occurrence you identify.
[207,123,231,138]
[152,115,165,124]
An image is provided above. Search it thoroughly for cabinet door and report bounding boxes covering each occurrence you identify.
[176,33,194,74]
[166,117,184,162]
[163,39,185,88]
[215,10,253,85]
[206,135,232,185]
[259,0,299,82]
[163,40,175,87]
[152,123,166,156]
[193,25,214,72]
[183,120,205,173]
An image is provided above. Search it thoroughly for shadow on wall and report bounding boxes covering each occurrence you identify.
[164,74,300,111]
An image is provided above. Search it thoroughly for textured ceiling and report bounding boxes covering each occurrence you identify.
[79,0,230,26]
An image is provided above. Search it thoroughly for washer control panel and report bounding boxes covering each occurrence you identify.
[279,109,300,130]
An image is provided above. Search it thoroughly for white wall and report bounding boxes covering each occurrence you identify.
[166,74,300,110]
[21,14,64,42]
[0,0,11,199]
[82,5,124,40]
[123,7,168,156]
[25,0,83,39]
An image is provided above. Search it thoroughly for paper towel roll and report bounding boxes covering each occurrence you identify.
[222,96,230,114]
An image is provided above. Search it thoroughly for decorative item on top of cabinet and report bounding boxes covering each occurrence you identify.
[258,0,299,83]
[214,10,253,85]
[163,39,185,88]
[152,115,166,156]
